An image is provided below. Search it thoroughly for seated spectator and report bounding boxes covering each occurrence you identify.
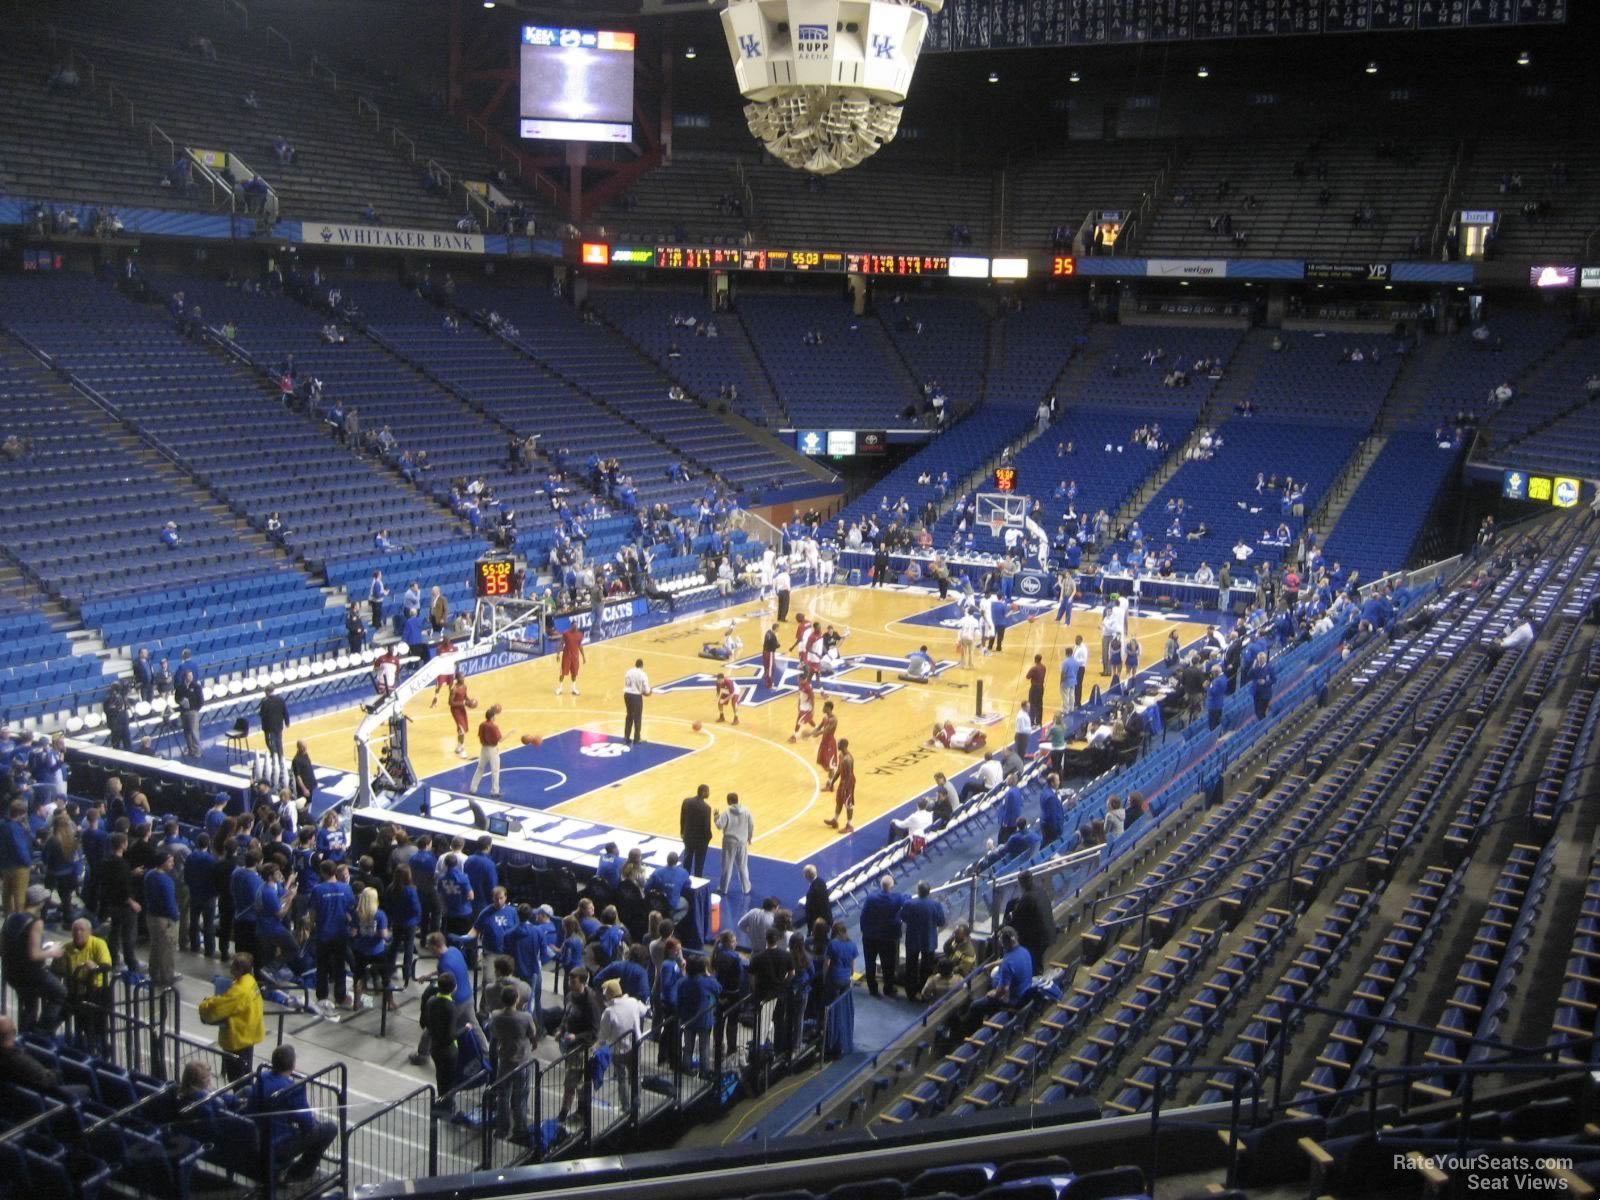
[241,90,259,111]
[361,203,382,225]
[161,521,182,549]
[251,1044,337,1181]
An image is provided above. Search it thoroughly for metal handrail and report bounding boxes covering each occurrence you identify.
[358,95,381,132]
[266,25,291,59]
[309,54,336,88]
[67,44,96,90]
[148,122,176,165]
[222,0,248,28]
[106,81,134,127]
[394,129,415,163]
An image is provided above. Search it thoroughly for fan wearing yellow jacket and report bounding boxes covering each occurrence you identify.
[198,953,266,1081]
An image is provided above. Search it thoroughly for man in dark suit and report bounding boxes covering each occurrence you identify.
[131,648,155,702]
[679,784,713,877]
[802,863,831,931]
[291,740,317,804]
[258,686,290,763]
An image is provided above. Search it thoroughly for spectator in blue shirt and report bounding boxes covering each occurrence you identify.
[505,904,555,1014]
[309,860,355,1014]
[595,843,623,888]
[436,853,475,936]
[594,943,651,1002]
[412,930,477,1068]
[899,882,947,998]
[674,956,722,1070]
[349,887,391,1012]
[229,849,265,963]
[408,834,438,936]
[858,875,907,998]
[969,927,1034,1024]
[315,811,347,862]
[382,864,422,987]
[0,799,34,914]
[593,905,627,967]
[647,852,691,913]
[474,886,518,956]
[1206,667,1229,731]
[143,849,181,986]
[998,777,1026,831]
[1004,817,1042,862]
[1250,652,1276,720]
[1038,784,1066,845]
[251,1045,337,1181]
[462,836,498,905]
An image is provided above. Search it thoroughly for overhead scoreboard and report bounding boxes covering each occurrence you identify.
[585,242,956,276]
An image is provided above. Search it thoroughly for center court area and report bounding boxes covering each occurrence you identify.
[289,581,1212,904]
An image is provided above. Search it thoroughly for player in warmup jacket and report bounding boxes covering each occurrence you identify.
[788,672,817,742]
[824,740,857,832]
[804,701,840,786]
[555,625,585,695]
[761,625,781,688]
[714,673,740,725]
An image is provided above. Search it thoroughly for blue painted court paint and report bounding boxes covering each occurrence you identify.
[653,652,953,709]
[421,730,690,810]
[895,598,1056,629]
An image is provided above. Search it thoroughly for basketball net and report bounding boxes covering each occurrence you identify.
[988,518,1009,540]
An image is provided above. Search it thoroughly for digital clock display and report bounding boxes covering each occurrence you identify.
[475,558,522,598]
[1052,256,1076,277]
[993,466,1019,494]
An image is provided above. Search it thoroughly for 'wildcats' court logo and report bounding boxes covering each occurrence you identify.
[654,653,951,707]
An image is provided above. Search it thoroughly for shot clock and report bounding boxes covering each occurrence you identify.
[474,556,525,599]
[993,466,1019,493]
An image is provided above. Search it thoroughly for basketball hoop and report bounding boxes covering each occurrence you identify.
[987,518,1009,540]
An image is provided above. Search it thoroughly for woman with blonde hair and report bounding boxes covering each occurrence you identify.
[350,886,392,1011]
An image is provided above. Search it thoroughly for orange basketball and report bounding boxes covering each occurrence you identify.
[692,720,703,732]
[521,733,541,746]
[1027,614,1037,624]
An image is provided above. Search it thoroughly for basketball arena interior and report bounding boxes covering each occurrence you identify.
[3,1,1600,1198]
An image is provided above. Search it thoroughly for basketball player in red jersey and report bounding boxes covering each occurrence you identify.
[555,623,586,695]
[715,672,741,725]
[788,671,817,742]
[789,614,811,657]
[804,700,840,787]
[429,673,475,758]
[824,738,856,833]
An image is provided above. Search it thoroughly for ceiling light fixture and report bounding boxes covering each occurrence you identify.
[1196,65,1209,78]
[1069,70,1081,83]
[1365,61,1378,74]
[1517,50,1531,66]
[987,71,999,83]
[685,45,697,59]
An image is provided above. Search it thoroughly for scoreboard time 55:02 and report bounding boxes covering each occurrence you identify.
[474,557,524,599]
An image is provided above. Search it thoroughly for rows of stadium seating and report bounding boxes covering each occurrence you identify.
[1477,328,1600,476]
[866,528,1594,1147]
[1229,329,1403,426]
[2,31,212,217]
[598,152,754,247]
[445,283,814,500]
[879,296,990,409]
[0,327,342,679]
[0,599,106,722]
[983,299,1091,410]
[1400,309,1572,430]
[1004,141,1174,252]
[736,294,925,429]
[586,287,768,425]
[872,599,1443,1127]
[936,407,1198,557]
[745,158,993,255]
[31,0,461,230]
[1117,418,1364,575]
[1454,135,1600,260]
[1141,137,1450,261]
[830,408,1031,541]
[1083,326,1245,411]
[0,274,479,619]
[1319,431,1460,584]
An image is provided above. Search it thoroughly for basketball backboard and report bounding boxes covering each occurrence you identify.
[975,492,1030,539]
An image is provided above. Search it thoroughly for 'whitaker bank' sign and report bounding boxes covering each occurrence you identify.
[299,221,485,255]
